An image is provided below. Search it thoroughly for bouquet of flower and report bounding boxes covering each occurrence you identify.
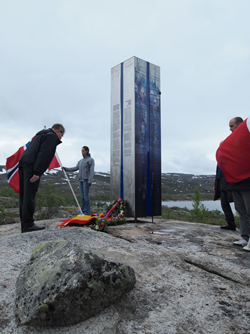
[91,217,109,232]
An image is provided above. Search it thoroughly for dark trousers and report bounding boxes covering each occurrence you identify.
[220,190,235,227]
[232,190,250,240]
[19,165,40,229]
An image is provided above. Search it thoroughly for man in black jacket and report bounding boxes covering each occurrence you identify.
[19,124,65,233]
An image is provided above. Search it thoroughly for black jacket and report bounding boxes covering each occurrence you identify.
[214,165,233,202]
[19,129,61,176]
[228,177,250,191]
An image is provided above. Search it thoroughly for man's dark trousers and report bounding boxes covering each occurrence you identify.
[220,190,235,227]
[19,165,40,230]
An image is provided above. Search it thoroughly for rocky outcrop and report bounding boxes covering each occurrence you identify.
[15,239,136,327]
[1,219,250,333]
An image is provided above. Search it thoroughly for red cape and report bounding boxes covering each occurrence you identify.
[216,118,250,183]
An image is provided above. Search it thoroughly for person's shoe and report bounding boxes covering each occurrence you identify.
[21,224,45,233]
[233,238,248,247]
[220,225,236,231]
[243,244,250,251]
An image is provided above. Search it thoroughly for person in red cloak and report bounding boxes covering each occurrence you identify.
[216,117,250,249]
[214,117,243,231]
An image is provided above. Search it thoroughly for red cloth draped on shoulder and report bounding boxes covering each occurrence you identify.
[216,118,250,183]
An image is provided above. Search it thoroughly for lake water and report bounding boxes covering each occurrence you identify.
[162,200,236,213]
[104,200,235,213]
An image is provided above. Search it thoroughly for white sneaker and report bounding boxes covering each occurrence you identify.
[233,239,248,247]
[243,239,250,251]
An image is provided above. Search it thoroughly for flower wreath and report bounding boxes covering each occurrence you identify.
[105,198,128,217]
[91,198,128,232]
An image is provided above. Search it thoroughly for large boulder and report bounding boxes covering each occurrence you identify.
[15,239,136,327]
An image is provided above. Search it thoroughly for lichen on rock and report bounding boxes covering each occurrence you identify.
[15,239,136,327]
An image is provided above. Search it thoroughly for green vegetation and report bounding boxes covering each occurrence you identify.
[161,187,240,228]
[0,187,19,200]
[188,186,211,223]
[0,180,239,229]
[35,182,64,219]
[0,204,6,221]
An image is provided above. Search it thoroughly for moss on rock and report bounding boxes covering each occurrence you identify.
[15,239,136,327]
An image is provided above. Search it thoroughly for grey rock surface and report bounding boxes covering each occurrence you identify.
[15,239,135,327]
[0,218,250,333]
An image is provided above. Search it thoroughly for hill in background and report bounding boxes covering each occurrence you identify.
[0,166,215,202]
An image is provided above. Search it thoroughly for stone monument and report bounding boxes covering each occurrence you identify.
[110,56,161,218]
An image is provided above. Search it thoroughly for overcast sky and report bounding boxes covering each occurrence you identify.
[1,0,250,175]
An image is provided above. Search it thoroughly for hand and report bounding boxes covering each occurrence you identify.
[30,175,40,183]
[87,183,91,187]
